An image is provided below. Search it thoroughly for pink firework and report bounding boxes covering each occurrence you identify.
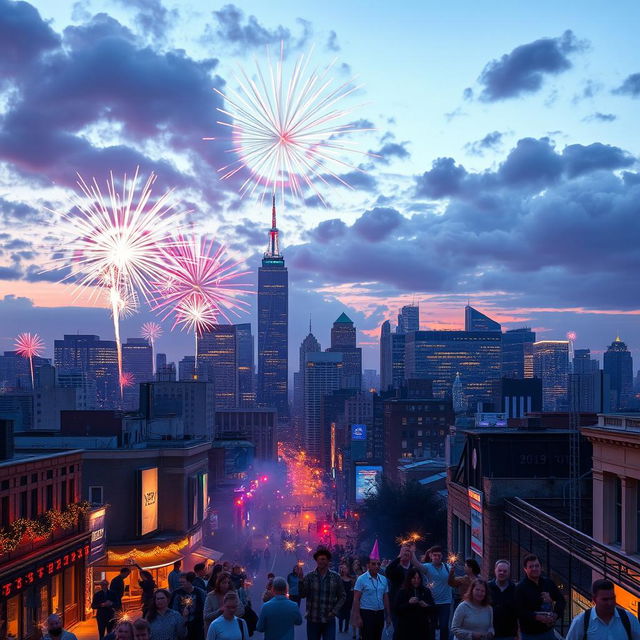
[566,331,577,342]
[120,372,135,388]
[151,235,251,370]
[14,332,44,389]
[141,322,163,375]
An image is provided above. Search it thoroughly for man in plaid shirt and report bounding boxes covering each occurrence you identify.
[300,546,346,640]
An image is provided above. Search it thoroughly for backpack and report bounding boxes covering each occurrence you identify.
[582,607,631,640]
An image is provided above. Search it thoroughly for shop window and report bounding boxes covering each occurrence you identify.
[51,574,62,616]
[6,595,19,638]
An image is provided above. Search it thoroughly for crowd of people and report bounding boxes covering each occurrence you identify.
[47,544,637,640]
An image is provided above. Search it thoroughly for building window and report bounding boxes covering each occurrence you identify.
[46,484,53,510]
[615,476,622,545]
[31,488,38,518]
[20,491,28,518]
[89,486,104,505]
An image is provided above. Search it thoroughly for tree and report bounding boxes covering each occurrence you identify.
[357,478,447,558]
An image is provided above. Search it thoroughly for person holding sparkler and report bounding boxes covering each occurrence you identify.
[448,559,482,603]
[170,572,207,640]
[394,568,436,640]
[145,589,186,640]
[422,546,455,640]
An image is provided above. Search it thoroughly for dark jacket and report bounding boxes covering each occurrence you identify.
[91,589,116,621]
[515,575,566,635]
[394,586,436,640]
[488,580,518,638]
[386,558,414,602]
[109,575,126,609]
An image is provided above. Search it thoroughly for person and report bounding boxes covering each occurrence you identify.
[204,572,245,628]
[193,564,209,591]
[132,619,151,640]
[351,557,391,640]
[208,564,224,593]
[263,573,276,603]
[230,565,246,591]
[300,546,346,640]
[352,559,364,579]
[206,592,249,640]
[146,589,187,640]
[488,560,517,640]
[170,572,207,640]
[338,564,354,634]
[515,554,565,640]
[169,561,183,593]
[110,567,131,612]
[287,564,304,607]
[394,568,436,640]
[105,621,134,640]
[42,615,77,640]
[565,579,640,640]
[422,546,454,640]
[386,545,423,616]
[256,576,303,640]
[92,580,117,639]
[138,570,157,618]
[449,559,482,602]
[451,579,494,640]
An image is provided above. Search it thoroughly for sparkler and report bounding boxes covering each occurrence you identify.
[14,332,44,389]
[151,235,251,373]
[141,322,163,375]
[447,553,459,565]
[207,43,372,204]
[55,169,186,399]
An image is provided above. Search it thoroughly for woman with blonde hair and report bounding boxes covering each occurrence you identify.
[451,578,494,640]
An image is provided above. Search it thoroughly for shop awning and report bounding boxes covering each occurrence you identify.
[190,546,223,562]
[98,538,189,570]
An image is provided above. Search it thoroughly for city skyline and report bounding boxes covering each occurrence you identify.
[0,0,639,371]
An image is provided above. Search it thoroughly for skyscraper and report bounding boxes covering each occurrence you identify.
[533,341,570,411]
[573,348,599,374]
[293,327,321,439]
[257,197,288,415]
[178,356,195,381]
[327,312,362,389]
[452,372,465,413]
[236,323,256,407]
[198,324,238,408]
[502,328,536,379]
[465,305,501,332]
[380,321,405,392]
[603,337,634,410]
[397,304,419,334]
[122,338,153,410]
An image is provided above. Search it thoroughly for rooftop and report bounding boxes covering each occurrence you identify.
[334,312,353,324]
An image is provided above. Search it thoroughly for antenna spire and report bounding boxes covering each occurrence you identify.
[265,193,281,258]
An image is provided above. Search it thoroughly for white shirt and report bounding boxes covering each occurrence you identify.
[354,571,389,611]
[206,615,248,640]
[565,608,640,640]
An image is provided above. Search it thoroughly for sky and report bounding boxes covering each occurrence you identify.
[0,0,639,373]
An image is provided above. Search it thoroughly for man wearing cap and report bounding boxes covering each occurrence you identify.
[352,557,391,640]
[300,546,346,640]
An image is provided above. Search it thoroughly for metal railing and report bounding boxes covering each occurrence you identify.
[505,497,640,596]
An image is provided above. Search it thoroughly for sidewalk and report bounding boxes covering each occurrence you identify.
[72,609,142,640]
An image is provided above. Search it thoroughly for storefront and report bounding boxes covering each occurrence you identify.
[0,537,90,639]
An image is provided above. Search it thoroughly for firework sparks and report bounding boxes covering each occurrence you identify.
[566,331,577,342]
[141,322,163,375]
[120,372,135,388]
[447,553,459,565]
[14,333,44,389]
[54,169,186,398]
[151,235,251,371]
[207,43,372,203]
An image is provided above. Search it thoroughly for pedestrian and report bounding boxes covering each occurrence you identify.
[565,579,640,640]
[193,564,209,591]
[91,580,117,638]
[42,614,77,640]
[138,570,157,618]
[449,559,482,603]
[263,573,276,603]
[351,557,391,640]
[170,572,207,640]
[169,561,183,593]
[394,568,436,640]
[132,619,151,640]
[514,554,566,640]
[300,546,347,640]
[146,589,186,640]
[451,579,494,640]
[207,564,224,593]
[386,545,423,614]
[287,564,304,607]
[105,621,134,640]
[110,567,131,613]
[230,565,246,591]
[352,559,365,580]
[206,592,249,640]
[422,546,454,640]
[338,563,355,634]
[488,560,517,640]
[256,576,303,640]
[204,572,245,628]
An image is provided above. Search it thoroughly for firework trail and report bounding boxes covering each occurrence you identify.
[206,43,372,204]
[141,322,163,375]
[151,235,251,374]
[14,333,44,389]
[55,169,186,399]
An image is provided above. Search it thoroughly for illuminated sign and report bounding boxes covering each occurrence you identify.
[468,487,483,557]
[355,465,382,503]
[89,508,107,564]
[351,424,367,441]
[140,467,158,536]
[1,541,90,598]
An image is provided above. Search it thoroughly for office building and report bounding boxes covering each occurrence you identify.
[257,197,288,415]
[57,371,97,410]
[293,329,321,437]
[452,372,465,413]
[500,377,542,419]
[0,351,49,391]
[573,349,599,375]
[156,361,176,381]
[122,338,153,410]
[236,323,256,407]
[327,313,362,389]
[502,328,536,379]
[533,341,570,411]
[465,305,501,332]
[179,356,196,382]
[397,304,419,334]
[603,337,634,411]
[214,408,277,460]
[362,369,379,392]
[198,324,238,408]
[380,321,405,392]
[569,370,611,413]
[54,335,118,409]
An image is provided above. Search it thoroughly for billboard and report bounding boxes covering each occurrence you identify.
[355,465,382,503]
[468,487,483,557]
[351,424,367,441]
[140,467,158,536]
[89,508,106,564]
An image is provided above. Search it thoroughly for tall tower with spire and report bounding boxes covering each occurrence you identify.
[257,196,289,415]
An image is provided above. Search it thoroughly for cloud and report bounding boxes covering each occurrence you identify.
[583,112,617,123]
[369,141,410,164]
[113,0,178,42]
[415,157,467,198]
[326,30,339,52]
[307,219,347,244]
[352,207,404,242]
[24,265,72,282]
[478,30,586,101]
[0,197,43,223]
[613,73,640,97]
[562,143,634,178]
[465,131,505,156]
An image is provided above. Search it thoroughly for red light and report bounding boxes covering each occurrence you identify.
[235,498,243,506]
[261,475,268,482]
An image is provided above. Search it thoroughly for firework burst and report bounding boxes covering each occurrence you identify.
[54,168,187,398]
[151,235,251,373]
[207,43,372,203]
[141,322,163,375]
[120,372,135,388]
[14,333,44,389]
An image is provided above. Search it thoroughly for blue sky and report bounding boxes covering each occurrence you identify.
[0,0,639,371]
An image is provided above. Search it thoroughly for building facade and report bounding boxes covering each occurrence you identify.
[603,337,634,411]
[533,341,570,411]
[502,328,536,379]
[197,324,238,408]
[214,408,277,461]
[327,313,362,390]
